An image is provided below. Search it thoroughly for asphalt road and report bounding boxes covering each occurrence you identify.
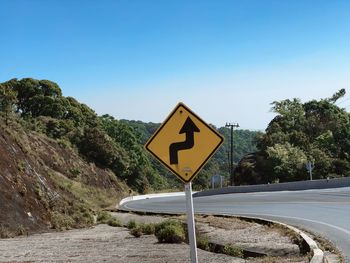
[121,187,350,262]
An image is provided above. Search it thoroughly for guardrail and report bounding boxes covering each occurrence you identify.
[118,192,185,207]
[194,177,350,198]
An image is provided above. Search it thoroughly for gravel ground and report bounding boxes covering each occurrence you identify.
[195,215,301,256]
[0,225,244,263]
[0,213,308,263]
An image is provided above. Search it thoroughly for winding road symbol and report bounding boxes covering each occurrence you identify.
[144,102,224,183]
[169,117,200,165]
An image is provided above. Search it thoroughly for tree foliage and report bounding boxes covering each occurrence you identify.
[0,82,18,125]
[1,77,259,191]
[0,78,169,193]
[235,90,350,184]
[124,120,259,189]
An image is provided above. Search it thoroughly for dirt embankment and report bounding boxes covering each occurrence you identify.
[0,120,128,236]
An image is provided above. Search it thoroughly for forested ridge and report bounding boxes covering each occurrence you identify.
[0,78,258,194]
[123,119,259,189]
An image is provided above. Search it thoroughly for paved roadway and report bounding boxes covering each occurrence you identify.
[121,187,350,262]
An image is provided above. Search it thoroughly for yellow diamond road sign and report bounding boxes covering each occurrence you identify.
[145,102,224,183]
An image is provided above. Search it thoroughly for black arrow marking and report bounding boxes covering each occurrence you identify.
[169,117,200,165]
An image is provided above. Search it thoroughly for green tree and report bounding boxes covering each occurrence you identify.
[78,127,129,172]
[10,78,62,116]
[266,142,307,182]
[0,83,18,125]
[236,89,350,185]
[326,88,345,103]
[100,115,168,192]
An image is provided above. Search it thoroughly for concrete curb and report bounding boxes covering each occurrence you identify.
[118,193,326,263]
[234,215,324,263]
[323,252,340,263]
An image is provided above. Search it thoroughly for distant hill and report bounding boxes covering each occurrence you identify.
[122,120,260,189]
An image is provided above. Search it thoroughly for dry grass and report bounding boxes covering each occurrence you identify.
[251,255,309,262]
[49,171,122,210]
[303,231,344,263]
[195,215,252,230]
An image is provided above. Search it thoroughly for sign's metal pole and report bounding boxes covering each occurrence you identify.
[185,182,198,263]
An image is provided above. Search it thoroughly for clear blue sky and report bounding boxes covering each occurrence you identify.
[1,0,350,130]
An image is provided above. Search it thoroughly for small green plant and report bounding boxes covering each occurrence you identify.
[72,210,94,227]
[107,218,122,227]
[16,225,26,236]
[69,168,81,178]
[57,139,71,148]
[154,219,185,243]
[97,211,112,224]
[130,226,143,238]
[17,161,26,172]
[222,244,244,258]
[196,234,210,251]
[127,220,138,230]
[50,211,75,230]
[96,211,121,226]
[0,225,11,238]
[140,223,155,235]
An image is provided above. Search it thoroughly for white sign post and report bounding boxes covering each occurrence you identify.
[145,103,224,263]
[185,182,198,263]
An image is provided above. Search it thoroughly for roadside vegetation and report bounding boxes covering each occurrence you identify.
[126,217,245,258]
[97,211,122,227]
[235,89,350,185]
[1,78,258,194]
[125,216,316,260]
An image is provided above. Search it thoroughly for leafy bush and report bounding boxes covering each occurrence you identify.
[0,225,11,238]
[107,218,122,227]
[196,234,210,251]
[130,226,143,238]
[140,223,155,235]
[97,211,120,227]
[127,220,138,230]
[72,209,94,227]
[69,168,81,178]
[16,225,26,236]
[222,244,244,257]
[154,219,185,243]
[97,211,112,224]
[50,211,75,230]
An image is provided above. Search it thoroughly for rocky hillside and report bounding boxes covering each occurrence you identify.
[0,77,173,238]
[0,119,128,237]
[0,77,259,237]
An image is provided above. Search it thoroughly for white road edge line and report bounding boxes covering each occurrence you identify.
[233,212,350,236]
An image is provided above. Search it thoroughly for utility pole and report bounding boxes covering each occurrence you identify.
[225,122,239,186]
